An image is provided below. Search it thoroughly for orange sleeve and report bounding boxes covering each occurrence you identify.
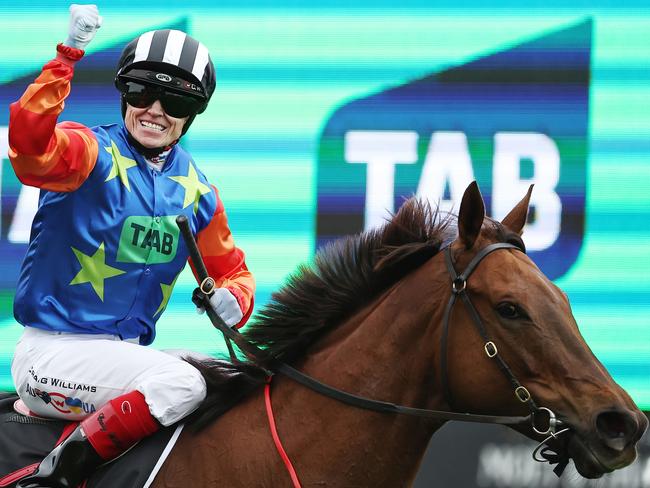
[195,188,255,328]
[8,44,98,192]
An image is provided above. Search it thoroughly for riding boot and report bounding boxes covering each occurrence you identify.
[17,390,160,488]
[16,424,102,488]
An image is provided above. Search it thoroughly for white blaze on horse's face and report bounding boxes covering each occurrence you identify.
[446,181,647,479]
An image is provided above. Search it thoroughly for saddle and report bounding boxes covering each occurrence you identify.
[0,393,181,488]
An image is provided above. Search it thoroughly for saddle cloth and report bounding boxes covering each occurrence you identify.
[0,393,182,488]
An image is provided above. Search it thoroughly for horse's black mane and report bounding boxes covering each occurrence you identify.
[244,198,455,362]
[187,197,456,429]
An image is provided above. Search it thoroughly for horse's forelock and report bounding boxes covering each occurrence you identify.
[486,218,526,253]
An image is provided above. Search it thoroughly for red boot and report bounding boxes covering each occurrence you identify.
[17,391,159,488]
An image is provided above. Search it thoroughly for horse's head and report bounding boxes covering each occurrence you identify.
[443,181,647,479]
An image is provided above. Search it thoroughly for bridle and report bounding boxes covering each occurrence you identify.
[441,243,549,425]
[440,243,571,474]
[177,216,572,475]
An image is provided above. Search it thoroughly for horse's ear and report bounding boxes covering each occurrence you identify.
[500,184,534,235]
[458,181,485,249]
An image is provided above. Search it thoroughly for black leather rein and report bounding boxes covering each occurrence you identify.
[177,215,569,472]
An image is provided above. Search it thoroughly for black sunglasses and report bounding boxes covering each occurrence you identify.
[121,82,205,118]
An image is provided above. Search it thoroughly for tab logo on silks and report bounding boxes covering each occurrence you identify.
[117,215,180,264]
[316,20,592,280]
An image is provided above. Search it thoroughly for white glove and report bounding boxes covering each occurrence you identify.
[197,287,243,328]
[63,4,103,50]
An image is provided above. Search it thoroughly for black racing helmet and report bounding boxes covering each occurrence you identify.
[115,29,216,136]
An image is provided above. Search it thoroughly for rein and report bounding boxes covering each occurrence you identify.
[176,216,571,477]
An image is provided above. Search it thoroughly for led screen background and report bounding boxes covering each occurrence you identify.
[0,1,648,411]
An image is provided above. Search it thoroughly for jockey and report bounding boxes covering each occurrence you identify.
[8,5,255,488]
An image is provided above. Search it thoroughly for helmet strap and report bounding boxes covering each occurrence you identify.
[124,130,178,159]
[180,113,197,136]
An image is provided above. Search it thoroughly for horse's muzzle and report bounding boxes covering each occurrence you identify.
[567,409,647,479]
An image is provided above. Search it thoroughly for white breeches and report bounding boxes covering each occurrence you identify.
[11,327,207,426]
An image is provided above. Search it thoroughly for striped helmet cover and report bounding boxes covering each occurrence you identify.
[115,29,216,109]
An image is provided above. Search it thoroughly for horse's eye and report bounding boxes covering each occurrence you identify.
[497,302,520,319]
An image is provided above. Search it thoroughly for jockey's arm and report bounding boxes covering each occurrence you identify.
[194,187,255,328]
[8,44,98,192]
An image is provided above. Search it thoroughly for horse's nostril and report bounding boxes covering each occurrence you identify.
[595,411,638,452]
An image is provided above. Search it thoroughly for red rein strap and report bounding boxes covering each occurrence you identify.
[264,379,302,488]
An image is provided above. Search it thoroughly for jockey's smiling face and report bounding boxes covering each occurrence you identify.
[125,100,188,149]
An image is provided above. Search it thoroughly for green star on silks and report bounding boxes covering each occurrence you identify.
[169,163,211,213]
[154,273,180,317]
[105,140,137,191]
[69,243,126,301]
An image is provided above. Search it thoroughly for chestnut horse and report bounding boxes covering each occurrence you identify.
[152,182,646,487]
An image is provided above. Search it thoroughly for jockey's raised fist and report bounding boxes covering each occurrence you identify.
[64,4,102,50]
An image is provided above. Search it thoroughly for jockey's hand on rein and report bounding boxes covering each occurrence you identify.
[192,287,243,328]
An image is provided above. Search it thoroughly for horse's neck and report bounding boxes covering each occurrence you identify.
[268,262,449,486]
[156,260,450,488]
